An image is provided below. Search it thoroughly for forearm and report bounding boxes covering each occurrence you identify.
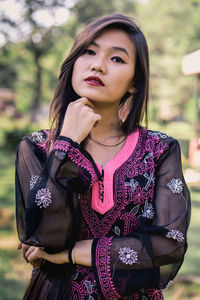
[73,239,93,267]
[24,239,93,267]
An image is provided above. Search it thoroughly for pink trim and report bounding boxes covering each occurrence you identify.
[96,237,121,298]
[92,129,139,214]
[53,139,98,186]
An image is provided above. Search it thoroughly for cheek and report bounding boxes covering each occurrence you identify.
[71,64,80,91]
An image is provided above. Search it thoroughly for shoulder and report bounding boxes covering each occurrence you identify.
[25,129,50,143]
[139,128,180,160]
[18,129,51,155]
[143,129,178,145]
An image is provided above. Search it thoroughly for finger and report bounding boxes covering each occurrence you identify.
[22,243,30,251]
[17,242,22,250]
[26,247,45,263]
[22,244,31,263]
[94,113,101,121]
[26,246,39,260]
[78,97,95,108]
[26,249,38,264]
[93,115,101,127]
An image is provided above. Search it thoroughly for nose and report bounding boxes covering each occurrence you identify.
[90,59,106,74]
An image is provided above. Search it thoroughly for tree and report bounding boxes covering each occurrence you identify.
[137,0,200,126]
[0,0,68,121]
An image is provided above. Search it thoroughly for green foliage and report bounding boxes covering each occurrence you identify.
[1,0,199,127]
[0,46,17,89]
[3,127,32,151]
[138,0,200,125]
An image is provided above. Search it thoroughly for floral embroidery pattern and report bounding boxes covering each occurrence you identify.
[125,178,139,192]
[30,175,39,190]
[133,186,146,205]
[166,230,184,242]
[119,247,138,265]
[114,226,121,236]
[31,131,45,144]
[146,289,164,300]
[83,280,94,294]
[167,178,183,193]
[144,152,154,164]
[35,188,52,208]
[142,201,155,219]
[143,172,155,190]
[148,131,168,139]
[53,139,98,187]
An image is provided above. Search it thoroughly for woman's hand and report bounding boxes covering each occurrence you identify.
[25,246,69,265]
[18,242,44,267]
[60,97,101,143]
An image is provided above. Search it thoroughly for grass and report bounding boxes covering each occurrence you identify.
[0,139,200,299]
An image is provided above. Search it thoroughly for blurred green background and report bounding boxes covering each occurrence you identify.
[0,0,200,299]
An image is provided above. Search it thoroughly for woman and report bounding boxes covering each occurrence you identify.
[16,13,191,299]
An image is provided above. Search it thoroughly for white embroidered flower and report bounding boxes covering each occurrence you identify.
[166,230,184,242]
[143,152,154,164]
[143,173,155,190]
[148,131,168,139]
[30,175,39,190]
[114,226,121,236]
[125,178,139,192]
[35,188,52,208]
[167,178,183,193]
[84,280,93,294]
[119,247,138,265]
[142,202,155,219]
[165,280,173,289]
[31,131,45,144]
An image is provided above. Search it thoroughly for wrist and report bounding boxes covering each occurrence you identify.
[59,132,81,144]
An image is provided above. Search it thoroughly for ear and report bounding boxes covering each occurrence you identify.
[128,85,137,94]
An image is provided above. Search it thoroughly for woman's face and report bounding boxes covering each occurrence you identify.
[72,28,136,106]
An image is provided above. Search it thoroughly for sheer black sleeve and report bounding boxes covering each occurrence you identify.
[91,139,191,298]
[15,131,100,253]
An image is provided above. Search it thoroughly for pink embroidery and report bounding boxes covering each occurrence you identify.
[92,130,139,215]
[96,237,121,299]
[154,142,169,159]
[132,186,147,205]
[69,281,85,300]
[32,130,49,153]
[120,212,139,235]
[36,142,48,153]
[53,139,71,152]
[53,139,99,186]
[146,289,164,300]
[80,129,169,238]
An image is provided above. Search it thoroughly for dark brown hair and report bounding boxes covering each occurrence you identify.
[49,13,149,141]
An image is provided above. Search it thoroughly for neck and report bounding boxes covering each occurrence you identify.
[90,103,123,140]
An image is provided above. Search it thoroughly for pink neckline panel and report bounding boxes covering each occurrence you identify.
[91,129,139,214]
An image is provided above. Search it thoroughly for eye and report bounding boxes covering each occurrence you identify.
[82,49,96,55]
[112,56,125,63]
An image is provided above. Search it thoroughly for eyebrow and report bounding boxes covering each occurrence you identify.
[91,41,130,57]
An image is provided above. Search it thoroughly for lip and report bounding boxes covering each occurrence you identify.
[85,76,104,86]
